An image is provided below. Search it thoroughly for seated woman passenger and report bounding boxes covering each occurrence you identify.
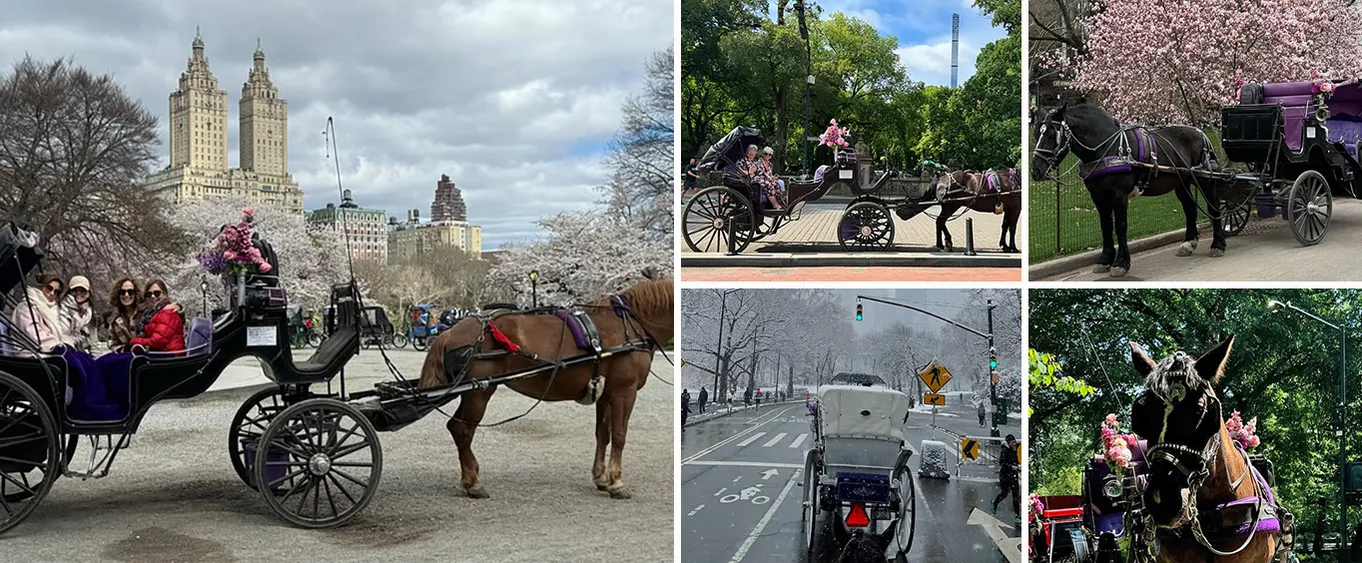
[60,275,95,353]
[129,280,186,354]
[756,146,785,209]
[9,275,66,356]
[106,278,142,351]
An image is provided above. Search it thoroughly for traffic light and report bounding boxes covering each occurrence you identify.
[855,303,863,321]
[988,347,998,370]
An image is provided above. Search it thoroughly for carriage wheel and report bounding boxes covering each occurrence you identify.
[360,337,372,350]
[1287,169,1332,246]
[1220,197,1250,237]
[682,186,755,253]
[392,334,408,349]
[412,336,428,352]
[0,371,60,536]
[802,449,822,562]
[836,202,895,251]
[255,398,382,528]
[307,332,323,348]
[892,465,917,561]
[229,386,309,491]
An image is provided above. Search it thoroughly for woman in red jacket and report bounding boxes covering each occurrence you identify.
[130,280,186,353]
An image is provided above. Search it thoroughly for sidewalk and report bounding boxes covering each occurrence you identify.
[683,400,802,427]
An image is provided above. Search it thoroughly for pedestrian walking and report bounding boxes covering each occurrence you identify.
[681,389,691,430]
[698,386,708,414]
[743,387,752,408]
[992,434,1021,525]
[978,402,987,427]
[728,389,735,412]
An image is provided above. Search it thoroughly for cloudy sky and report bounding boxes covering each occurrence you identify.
[0,0,673,249]
[814,0,1005,86]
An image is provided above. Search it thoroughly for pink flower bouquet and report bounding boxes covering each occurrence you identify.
[819,118,850,148]
[1312,69,1336,97]
[1225,411,1260,450]
[1099,413,1137,474]
[199,209,273,277]
[1029,493,1045,523]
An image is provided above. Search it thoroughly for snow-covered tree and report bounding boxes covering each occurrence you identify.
[158,198,349,315]
[1074,0,1362,126]
[602,47,674,238]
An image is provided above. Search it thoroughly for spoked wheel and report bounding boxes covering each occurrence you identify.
[411,336,428,352]
[360,337,372,350]
[892,465,917,562]
[0,371,60,535]
[836,201,895,251]
[229,386,309,491]
[307,332,323,347]
[255,398,382,528]
[1287,169,1332,246]
[392,334,408,349]
[1220,196,1251,237]
[803,449,822,562]
[682,186,756,253]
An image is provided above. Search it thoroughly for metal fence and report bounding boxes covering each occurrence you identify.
[1029,130,1231,263]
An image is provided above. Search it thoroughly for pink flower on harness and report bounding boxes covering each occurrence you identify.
[819,118,849,148]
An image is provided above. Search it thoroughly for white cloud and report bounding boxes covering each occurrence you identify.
[0,0,672,249]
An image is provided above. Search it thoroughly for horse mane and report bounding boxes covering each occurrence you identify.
[603,278,673,321]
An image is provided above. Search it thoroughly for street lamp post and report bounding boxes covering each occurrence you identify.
[528,270,539,308]
[1269,299,1347,558]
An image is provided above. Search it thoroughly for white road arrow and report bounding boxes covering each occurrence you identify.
[760,469,779,480]
[967,508,1022,563]
[738,485,763,500]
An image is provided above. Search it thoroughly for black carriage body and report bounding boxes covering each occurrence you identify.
[0,228,361,437]
[1222,80,1362,192]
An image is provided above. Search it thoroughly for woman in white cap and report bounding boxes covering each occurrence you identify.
[60,275,95,353]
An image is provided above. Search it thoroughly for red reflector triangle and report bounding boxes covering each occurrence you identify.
[845,503,871,528]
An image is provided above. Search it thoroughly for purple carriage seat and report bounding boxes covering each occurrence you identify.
[1095,513,1126,537]
[185,317,213,356]
[814,165,828,182]
[63,347,132,422]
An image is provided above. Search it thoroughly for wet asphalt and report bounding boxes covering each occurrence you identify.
[680,401,1021,563]
[1,349,674,563]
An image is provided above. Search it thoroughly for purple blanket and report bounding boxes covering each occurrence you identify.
[63,348,132,421]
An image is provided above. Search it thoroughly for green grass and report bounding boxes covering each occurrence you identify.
[1029,130,1231,263]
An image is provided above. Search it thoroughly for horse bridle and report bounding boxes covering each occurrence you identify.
[1138,383,1265,558]
[1032,120,1072,179]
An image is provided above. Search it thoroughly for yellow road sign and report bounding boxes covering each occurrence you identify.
[924,393,946,406]
[919,361,952,393]
[961,438,980,461]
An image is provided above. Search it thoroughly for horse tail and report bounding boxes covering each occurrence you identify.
[418,335,444,389]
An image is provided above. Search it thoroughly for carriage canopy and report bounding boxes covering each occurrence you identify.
[818,385,912,443]
[698,126,763,173]
[0,223,43,298]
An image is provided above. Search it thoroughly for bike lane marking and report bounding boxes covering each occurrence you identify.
[728,469,801,563]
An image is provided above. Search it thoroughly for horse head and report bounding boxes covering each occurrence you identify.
[1128,335,1234,528]
[1031,105,1070,181]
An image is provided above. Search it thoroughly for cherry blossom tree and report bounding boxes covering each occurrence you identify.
[157,198,349,315]
[1074,0,1362,126]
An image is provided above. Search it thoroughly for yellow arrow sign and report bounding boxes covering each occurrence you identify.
[924,393,946,406]
[919,361,952,394]
[961,438,980,461]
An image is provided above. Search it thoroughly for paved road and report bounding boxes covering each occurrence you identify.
[681,266,1020,282]
[680,405,1021,563]
[1037,197,1362,281]
[4,349,674,563]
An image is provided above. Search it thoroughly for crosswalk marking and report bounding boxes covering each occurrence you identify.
[736,432,767,447]
[788,433,807,448]
[762,433,787,447]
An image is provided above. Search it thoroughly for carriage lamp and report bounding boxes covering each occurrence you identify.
[528,270,539,309]
[200,277,208,315]
[807,75,815,86]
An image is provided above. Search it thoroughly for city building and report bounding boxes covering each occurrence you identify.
[142,31,304,215]
[308,190,389,263]
[431,174,468,222]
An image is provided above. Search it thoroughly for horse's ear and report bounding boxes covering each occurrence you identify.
[1054,104,1067,121]
[1196,334,1235,384]
[876,519,898,547]
[1130,342,1157,378]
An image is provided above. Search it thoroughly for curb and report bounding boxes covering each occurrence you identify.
[683,400,803,427]
[1029,228,1192,280]
[683,254,1022,269]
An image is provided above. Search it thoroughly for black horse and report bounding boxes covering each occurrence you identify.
[1031,104,1225,277]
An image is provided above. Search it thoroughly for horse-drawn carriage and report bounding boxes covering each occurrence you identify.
[1217,79,1362,245]
[681,126,1021,253]
[0,221,663,535]
[802,381,916,562]
[359,305,403,349]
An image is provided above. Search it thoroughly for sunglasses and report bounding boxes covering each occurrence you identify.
[119,289,138,296]
[145,290,164,298]
[45,285,61,293]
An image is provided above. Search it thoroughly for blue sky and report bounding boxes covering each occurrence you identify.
[810,0,1005,86]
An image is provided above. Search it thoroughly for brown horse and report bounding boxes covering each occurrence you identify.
[931,170,1022,253]
[1129,336,1293,562]
[418,279,674,500]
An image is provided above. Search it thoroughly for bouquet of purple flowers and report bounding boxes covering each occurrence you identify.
[198,209,273,276]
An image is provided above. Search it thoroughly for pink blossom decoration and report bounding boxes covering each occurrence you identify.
[819,118,850,148]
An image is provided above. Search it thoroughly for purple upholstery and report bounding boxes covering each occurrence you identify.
[65,348,131,421]
[186,317,213,356]
[814,165,828,182]
[1096,513,1125,536]
[1326,118,1362,160]
[1262,82,1315,97]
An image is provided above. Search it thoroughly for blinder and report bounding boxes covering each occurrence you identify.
[1139,389,1224,487]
